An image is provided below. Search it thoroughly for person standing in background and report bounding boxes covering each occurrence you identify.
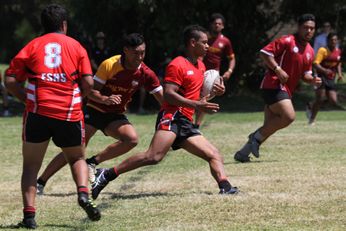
[196,13,236,127]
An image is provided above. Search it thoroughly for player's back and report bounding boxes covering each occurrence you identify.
[12,33,91,121]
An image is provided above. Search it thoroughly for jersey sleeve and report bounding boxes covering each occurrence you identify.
[94,58,113,84]
[224,38,235,60]
[144,69,162,94]
[313,47,327,65]
[164,61,184,86]
[260,36,288,58]
[78,46,93,78]
[6,44,32,82]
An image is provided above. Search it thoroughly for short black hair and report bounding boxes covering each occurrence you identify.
[327,32,338,41]
[183,25,207,47]
[123,33,145,48]
[209,13,225,24]
[41,4,68,33]
[297,13,315,25]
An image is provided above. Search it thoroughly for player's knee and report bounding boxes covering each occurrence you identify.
[208,149,223,163]
[122,135,138,148]
[144,152,164,165]
[283,113,295,125]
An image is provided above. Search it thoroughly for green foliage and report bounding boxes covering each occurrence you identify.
[1,0,345,91]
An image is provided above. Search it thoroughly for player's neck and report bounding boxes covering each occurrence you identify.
[296,35,308,46]
[184,55,198,65]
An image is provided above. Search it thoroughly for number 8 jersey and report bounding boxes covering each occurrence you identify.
[6,33,92,121]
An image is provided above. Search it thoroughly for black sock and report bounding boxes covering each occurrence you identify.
[218,180,232,191]
[37,178,46,186]
[86,156,98,165]
[104,168,118,181]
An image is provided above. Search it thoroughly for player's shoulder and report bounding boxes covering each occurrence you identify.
[278,34,294,43]
[219,34,231,43]
[100,55,121,67]
[140,62,157,76]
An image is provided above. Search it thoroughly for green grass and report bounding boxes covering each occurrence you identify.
[0,111,345,230]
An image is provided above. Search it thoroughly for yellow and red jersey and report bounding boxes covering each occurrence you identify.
[87,55,162,114]
[6,33,92,121]
[162,56,205,121]
[203,34,234,71]
[260,34,314,97]
[314,47,342,79]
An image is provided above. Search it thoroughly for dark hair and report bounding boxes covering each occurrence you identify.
[297,13,315,25]
[123,33,145,48]
[41,4,68,33]
[209,13,225,24]
[183,25,207,47]
[327,32,338,41]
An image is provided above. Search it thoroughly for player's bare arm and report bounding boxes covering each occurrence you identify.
[164,82,219,114]
[260,52,289,84]
[80,75,94,97]
[313,62,333,76]
[152,89,164,105]
[302,73,322,87]
[88,80,122,105]
[337,63,343,80]
[222,57,236,81]
[4,76,26,102]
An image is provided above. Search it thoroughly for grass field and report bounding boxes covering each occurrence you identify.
[0,111,345,231]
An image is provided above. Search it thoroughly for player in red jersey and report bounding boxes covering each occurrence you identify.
[306,32,343,125]
[203,13,236,81]
[4,4,100,228]
[196,13,235,127]
[35,33,163,193]
[234,14,322,163]
[90,25,238,200]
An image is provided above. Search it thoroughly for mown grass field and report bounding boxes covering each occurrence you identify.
[0,110,345,230]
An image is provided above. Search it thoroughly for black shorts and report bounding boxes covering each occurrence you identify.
[155,110,201,150]
[84,106,130,134]
[319,76,336,91]
[23,112,85,148]
[261,89,291,106]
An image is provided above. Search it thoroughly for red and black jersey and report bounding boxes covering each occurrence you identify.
[6,32,92,121]
[260,34,314,97]
[161,56,206,121]
[203,34,234,71]
[87,55,162,114]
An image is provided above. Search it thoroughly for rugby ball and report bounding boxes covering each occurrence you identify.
[200,69,221,100]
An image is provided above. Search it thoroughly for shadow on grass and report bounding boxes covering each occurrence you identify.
[0,221,92,230]
[224,159,279,165]
[43,192,76,197]
[109,191,169,200]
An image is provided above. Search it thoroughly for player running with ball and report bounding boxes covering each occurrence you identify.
[91,25,239,199]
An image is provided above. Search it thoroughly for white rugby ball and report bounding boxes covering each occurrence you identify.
[200,69,221,100]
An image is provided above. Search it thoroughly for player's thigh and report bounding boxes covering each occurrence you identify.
[181,135,220,161]
[268,99,295,120]
[326,90,337,102]
[22,140,50,167]
[315,88,325,101]
[104,120,138,141]
[146,130,176,160]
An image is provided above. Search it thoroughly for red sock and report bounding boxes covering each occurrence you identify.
[77,186,89,194]
[23,206,35,219]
